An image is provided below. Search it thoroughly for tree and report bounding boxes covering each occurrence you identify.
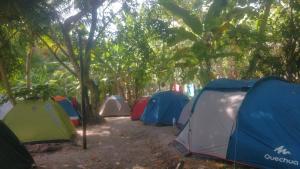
[38,0,125,121]
[0,0,54,104]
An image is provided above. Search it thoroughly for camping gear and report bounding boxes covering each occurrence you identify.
[53,96,81,126]
[0,120,34,169]
[0,100,13,120]
[131,96,150,120]
[99,95,131,117]
[2,99,76,143]
[141,91,189,125]
[175,77,300,169]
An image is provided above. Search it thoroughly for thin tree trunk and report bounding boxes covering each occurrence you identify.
[86,79,101,123]
[25,45,34,88]
[0,58,16,105]
[127,81,132,105]
[135,81,139,101]
[158,81,161,91]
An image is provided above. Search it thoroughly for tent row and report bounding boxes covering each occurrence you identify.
[99,91,189,126]
[175,77,300,169]
[105,76,300,168]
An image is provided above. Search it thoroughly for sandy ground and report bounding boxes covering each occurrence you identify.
[29,117,250,169]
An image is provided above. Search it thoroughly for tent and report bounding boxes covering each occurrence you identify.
[53,96,81,126]
[99,95,131,117]
[2,99,76,143]
[141,91,189,125]
[175,77,300,169]
[0,100,13,120]
[131,96,150,120]
[0,120,34,169]
[177,96,196,129]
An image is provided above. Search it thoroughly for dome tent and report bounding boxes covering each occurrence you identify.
[53,96,81,126]
[177,96,196,129]
[2,99,76,143]
[0,120,34,169]
[131,96,150,120]
[99,95,131,117]
[141,91,189,125]
[175,77,300,169]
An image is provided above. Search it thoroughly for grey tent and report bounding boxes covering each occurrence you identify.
[99,95,131,117]
[177,96,196,129]
[174,79,254,157]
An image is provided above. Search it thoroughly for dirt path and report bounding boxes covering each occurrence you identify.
[30,117,247,169]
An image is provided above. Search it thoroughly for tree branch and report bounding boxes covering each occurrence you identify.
[60,0,106,77]
[63,0,106,32]
[95,8,122,40]
[60,23,80,73]
[84,4,98,74]
[39,36,78,77]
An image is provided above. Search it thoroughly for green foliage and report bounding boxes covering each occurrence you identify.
[2,0,300,108]
[12,84,55,101]
[166,27,197,46]
[0,25,26,78]
[159,0,203,35]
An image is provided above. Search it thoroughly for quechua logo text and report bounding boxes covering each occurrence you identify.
[264,146,298,166]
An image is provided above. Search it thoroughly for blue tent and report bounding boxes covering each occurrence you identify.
[57,99,79,118]
[141,91,189,125]
[175,77,300,169]
[53,97,81,126]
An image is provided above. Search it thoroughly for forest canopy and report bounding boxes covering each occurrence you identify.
[0,0,299,120]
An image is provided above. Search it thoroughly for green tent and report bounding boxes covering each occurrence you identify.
[2,100,76,143]
[0,120,34,169]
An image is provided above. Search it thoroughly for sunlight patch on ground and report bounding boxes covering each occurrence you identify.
[76,130,111,137]
[132,165,146,169]
[106,117,130,120]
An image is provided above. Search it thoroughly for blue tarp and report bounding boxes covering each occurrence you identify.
[227,77,300,169]
[141,91,189,125]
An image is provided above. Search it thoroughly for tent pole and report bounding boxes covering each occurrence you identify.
[78,31,87,149]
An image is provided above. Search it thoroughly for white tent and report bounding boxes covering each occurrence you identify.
[175,90,245,158]
[99,95,131,117]
[174,79,254,158]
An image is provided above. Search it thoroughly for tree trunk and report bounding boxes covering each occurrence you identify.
[86,79,102,123]
[25,45,33,88]
[134,80,139,101]
[158,81,161,91]
[0,58,16,105]
[124,75,132,105]
[50,0,106,123]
